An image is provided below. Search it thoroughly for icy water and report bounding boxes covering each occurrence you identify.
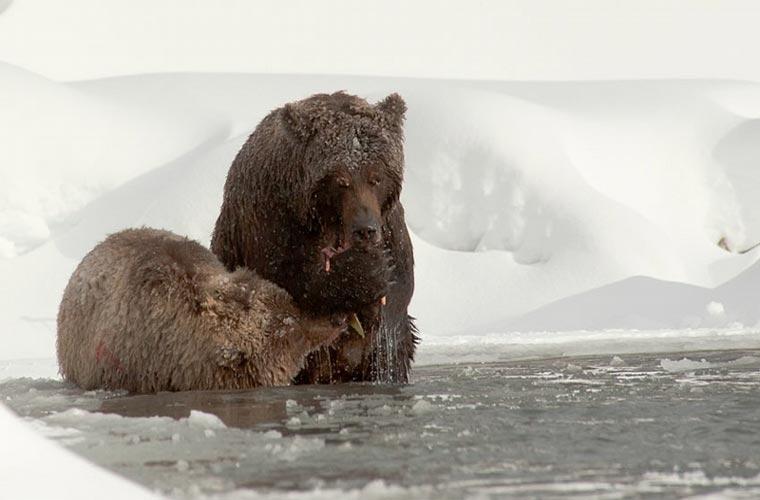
[3,350,760,499]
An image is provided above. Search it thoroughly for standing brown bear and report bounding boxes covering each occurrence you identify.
[212,91,418,383]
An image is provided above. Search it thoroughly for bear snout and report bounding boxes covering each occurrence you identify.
[349,210,381,247]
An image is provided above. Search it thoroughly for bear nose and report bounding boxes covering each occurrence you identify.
[353,225,378,242]
[351,216,381,244]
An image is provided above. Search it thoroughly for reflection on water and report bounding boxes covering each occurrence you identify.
[3,350,760,499]
[98,383,409,431]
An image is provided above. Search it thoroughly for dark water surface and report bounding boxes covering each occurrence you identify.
[3,350,760,499]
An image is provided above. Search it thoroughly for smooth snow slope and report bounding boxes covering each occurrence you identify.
[0,61,220,258]
[2,65,760,359]
[500,262,760,333]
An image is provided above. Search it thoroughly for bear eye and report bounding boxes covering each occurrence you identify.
[368,175,381,186]
[336,177,350,188]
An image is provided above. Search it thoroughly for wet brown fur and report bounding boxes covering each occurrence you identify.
[211,91,418,383]
[57,228,344,393]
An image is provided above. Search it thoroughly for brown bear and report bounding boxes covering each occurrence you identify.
[211,91,418,384]
[57,228,346,393]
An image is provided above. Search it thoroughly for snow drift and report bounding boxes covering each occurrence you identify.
[2,64,760,360]
[502,258,760,332]
[0,401,159,500]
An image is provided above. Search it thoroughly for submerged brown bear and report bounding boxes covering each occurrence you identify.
[57,228,346,392]
[212,91,418,383]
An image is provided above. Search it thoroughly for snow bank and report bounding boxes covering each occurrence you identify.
[0,358,58,381]
[415,328,760,367]
[3,69,760,359]
[0,62,221,258]
[502,258,760,332]
[0,402,160,500]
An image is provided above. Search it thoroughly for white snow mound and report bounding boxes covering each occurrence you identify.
[2,71,760,359]
[0,402,159,500]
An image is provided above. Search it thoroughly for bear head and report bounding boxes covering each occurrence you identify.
[279,91,407,256]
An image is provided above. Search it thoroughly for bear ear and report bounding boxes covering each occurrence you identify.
[375,93,407,132]
[281,102,317,141]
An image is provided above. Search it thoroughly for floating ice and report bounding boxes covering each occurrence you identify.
[707,301,726,316]
[660,355,760,373]
[285,417,302,428]
[411,399,434,415]
[186,410,227,430]
[609,356,626,366]
[660,358,715,372]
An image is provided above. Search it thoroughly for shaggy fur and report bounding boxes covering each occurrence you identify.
[211,91,418,384]
[57,228,345,393]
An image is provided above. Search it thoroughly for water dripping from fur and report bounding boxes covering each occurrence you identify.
[372,312,399,383]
